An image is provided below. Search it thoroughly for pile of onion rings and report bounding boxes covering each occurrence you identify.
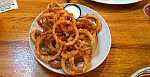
[30,3,101,75]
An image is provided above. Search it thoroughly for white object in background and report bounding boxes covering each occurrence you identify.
[91,0,142,4]
[0,0,18,13]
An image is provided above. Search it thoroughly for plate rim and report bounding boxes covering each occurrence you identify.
[29,3,112,75]
[91,0,142,5]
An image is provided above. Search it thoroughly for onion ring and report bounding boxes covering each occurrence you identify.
[37,3,66,31]
[59,12,76,23]
[68,29,93,73]
[35,30,62,63]
[53,20,79,46]
[48,56,62,69]
[69,54,91,73]
[37,12,58,31]
[60,29,94,74]
[61,58,76,75]
[81,15,101,33]
[77,18,96,35]
[77,29,94,55]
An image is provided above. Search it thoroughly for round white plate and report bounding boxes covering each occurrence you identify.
[91,0,142,4]
[29,3,111,75]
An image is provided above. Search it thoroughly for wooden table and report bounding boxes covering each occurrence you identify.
[0,0,150,77]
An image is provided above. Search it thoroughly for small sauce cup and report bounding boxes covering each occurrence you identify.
[131,67,150,77]
[139,74,150,77]
[143,3,150,18]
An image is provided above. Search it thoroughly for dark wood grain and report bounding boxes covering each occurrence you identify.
[0,0,150,77]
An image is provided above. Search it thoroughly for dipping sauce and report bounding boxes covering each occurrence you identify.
[139,74,150,77]
[144,4,150,17]
[65,4,81,19]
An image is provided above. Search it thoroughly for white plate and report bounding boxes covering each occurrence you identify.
[29,3,111,75]
[91,0,142,4]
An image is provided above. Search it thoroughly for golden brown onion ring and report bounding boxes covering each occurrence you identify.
[61,29,94,74]
[81,15,101,33]
[77,18,96,35]
[59,12,76,23]
[68,29,94,73]
[48,56,61,69]
[53,20,79,46]
[35,30,62,63]
[77,29,94,55]
[69,54,91,73]
[37,12,58,31]
[61,58,76,75]
[48,3,64,14]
